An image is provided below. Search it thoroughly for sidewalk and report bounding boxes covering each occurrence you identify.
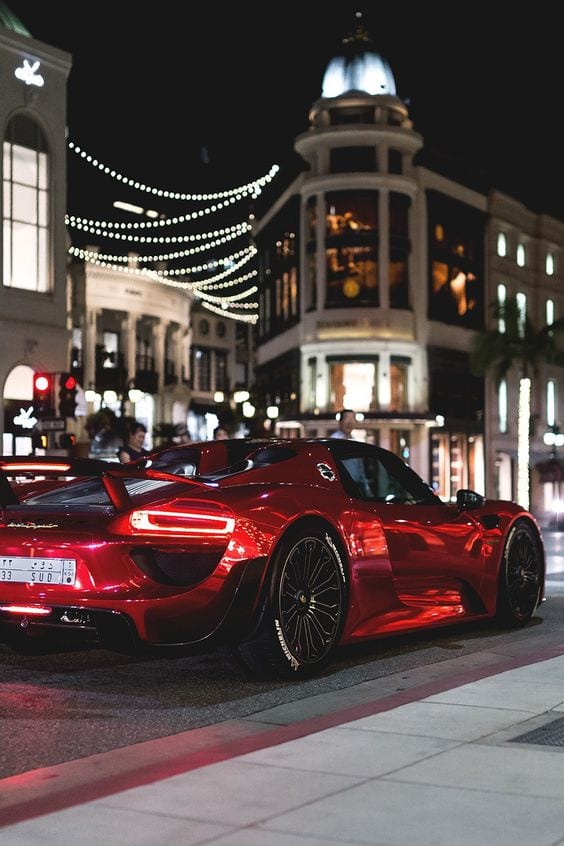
[2,638,564,845]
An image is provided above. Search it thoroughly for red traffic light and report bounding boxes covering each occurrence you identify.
[33,372,55,418]
[34,374,51,393]
[58,372,78,418]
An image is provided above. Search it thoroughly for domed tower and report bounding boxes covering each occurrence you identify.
[295,13,422,318]
[253,14,458,479]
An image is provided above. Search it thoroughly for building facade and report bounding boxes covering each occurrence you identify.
[0,10,71,454]
[252,20,564,523]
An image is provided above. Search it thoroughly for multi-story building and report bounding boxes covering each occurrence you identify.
[67,250,192,452]
[0,7,71,454]
[252,18,564,523]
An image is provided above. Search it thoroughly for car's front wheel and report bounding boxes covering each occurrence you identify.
[237,523,348,678]
[495,520,544,626]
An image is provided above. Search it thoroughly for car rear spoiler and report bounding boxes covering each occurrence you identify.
[0,456,209,510]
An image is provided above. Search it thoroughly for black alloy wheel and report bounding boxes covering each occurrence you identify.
[496,520,543,625]
[276,533,345,667]
[238,524,348,678]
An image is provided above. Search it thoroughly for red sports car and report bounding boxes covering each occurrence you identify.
[0,438,545,677]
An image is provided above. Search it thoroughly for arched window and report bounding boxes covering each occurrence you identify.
[3,113,49,292]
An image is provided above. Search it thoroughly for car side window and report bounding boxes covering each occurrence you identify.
[340,454,436,504]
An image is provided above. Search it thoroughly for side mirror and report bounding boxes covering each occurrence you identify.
[456,489,485,511]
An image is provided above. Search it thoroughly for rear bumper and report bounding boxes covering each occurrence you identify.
[0,555,268,655]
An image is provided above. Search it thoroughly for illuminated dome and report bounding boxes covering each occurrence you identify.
[321,13,396,98]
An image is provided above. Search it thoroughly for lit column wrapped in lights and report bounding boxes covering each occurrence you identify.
[517,377,531,510]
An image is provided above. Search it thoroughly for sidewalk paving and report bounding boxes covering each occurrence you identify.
[2,640,564,845]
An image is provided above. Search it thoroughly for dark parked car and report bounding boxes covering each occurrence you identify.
[0,438,546,677]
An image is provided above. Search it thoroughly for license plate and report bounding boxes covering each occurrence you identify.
[0,556,76,585]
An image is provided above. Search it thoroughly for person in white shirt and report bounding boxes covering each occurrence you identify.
[330,409,356,439]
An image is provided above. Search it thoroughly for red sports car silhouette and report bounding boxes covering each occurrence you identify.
[0,438,546,678]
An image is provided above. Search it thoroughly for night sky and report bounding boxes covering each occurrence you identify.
[6,1,564,230]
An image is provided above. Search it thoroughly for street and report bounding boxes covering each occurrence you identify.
[0,531,563,781]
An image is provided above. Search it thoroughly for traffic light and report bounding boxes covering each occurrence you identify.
[33,372,54,418]
[58,372,78,418]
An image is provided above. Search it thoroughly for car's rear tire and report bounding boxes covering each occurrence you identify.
[495,520,543,626]
[237,523,348,678]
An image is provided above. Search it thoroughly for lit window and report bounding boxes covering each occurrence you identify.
[328,360,378,412]
[498,380,507,433]
[516,243,526,267]
[497,233,507,257]
[546,252,554,276]
[547,380,556,427]
[546,299,554,326]
[497,283,506,333]
[3,114,49,292]
[390,359,409,411]
[516,292,527,337]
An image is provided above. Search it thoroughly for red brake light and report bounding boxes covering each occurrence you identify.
[0,605,52,615]
[129,501,235,536]
[0,462,71,473]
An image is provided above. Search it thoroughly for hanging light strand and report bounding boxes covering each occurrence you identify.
[79,248,257,289]
[68,224,249,264]
[69,245,254,277]
[67,220,252,244]
[68,140,279,202]
[201,301,258,324]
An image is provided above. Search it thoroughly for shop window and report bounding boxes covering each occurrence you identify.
[390,429,410,461]
[390,358,409,411]
[102,331,119,368]
[308,358,317,410]
[328,358,378,412]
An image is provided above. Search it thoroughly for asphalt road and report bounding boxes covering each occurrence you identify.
[1,531,563,780]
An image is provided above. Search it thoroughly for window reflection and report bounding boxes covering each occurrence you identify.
[427,192,484,329]
[325,191,378,307]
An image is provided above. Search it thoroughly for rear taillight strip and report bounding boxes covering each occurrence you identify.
[130,509,235,535]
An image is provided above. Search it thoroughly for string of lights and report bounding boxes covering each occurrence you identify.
[201,300,258,324]
[66,193,250,230]
[68,140,279,202]
[79,249,257,290]
[66,140,274,322]
[68,224,249,263]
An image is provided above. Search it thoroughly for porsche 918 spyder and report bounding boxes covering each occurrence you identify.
[0,438,545,677]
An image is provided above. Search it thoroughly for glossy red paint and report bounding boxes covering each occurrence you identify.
[0,439,546,677]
